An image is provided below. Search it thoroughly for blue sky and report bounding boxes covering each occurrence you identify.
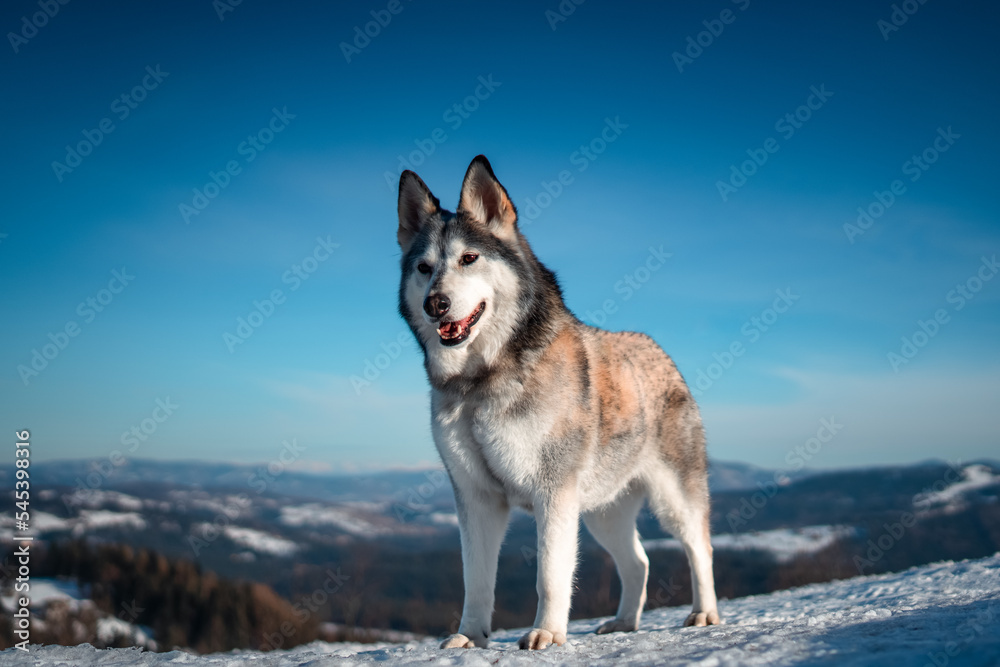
[1,0,998,472]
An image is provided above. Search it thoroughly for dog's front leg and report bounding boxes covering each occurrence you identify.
[519,487,579,650]
[441,487,510,649]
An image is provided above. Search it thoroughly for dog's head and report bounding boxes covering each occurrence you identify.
[397,156,526,378]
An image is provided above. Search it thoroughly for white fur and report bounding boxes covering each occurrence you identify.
[405,237,523,383]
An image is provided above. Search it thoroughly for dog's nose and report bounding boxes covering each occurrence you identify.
[424,294,451,319]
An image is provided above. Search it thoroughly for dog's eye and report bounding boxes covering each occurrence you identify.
[417,262,432,275]
[461,253,479,266]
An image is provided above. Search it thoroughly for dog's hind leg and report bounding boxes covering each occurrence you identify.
[645,466,721,627]
[583,485,649,634]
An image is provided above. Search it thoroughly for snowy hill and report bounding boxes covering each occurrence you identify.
[0,457,820,500]
[2,459,998,651]
[6,554,998,666]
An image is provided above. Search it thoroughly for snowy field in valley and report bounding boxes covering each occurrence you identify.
[642,524,857,563]
[3,554,999,666]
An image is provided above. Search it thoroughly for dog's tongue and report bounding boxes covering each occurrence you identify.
[439,306,479,339]
[439,321,463,339]
[438,303,485,341]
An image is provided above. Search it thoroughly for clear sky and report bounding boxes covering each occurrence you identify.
[1,0,998,472]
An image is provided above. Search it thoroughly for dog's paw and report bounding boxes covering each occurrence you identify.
[518,628,566,650]
[440,633,479,649]
[683,610,722,627]
[594,618,639,634]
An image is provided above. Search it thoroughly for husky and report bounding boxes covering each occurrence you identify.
[396,155,720,651]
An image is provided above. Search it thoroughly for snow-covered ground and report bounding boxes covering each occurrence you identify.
[4,554,998,666]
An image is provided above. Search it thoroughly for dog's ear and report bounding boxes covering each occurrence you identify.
[458,155,517,238]
[398,170,440,251]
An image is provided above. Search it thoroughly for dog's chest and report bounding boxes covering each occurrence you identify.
[433,391,555,501]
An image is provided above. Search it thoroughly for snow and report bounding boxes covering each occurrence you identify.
[220,526,298,557]
[1,508,161,542]
[0,579,83,614]
[0,509,145,541]
[279,503,390,536]
[164,490,250,518]
[29,512,72,533]
[71,510,147,536]
[428,512,460,527]
[0,513,72,542]
[914,464,1000,514]
[95,617,156,650]
[643,525,857,563]
[4,554,999,665]
[62,490,145,512]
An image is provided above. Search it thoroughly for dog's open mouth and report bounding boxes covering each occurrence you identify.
[438,301,486,346]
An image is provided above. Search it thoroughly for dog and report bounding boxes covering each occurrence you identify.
[396,155,720,650]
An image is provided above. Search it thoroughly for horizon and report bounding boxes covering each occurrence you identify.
[9,453,997,478]
[2,0,999,472]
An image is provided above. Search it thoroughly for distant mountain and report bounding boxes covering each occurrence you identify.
[0,458,456,506]
[706,459,817,492]
[2,456,997,563]
[0,457,814,501]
